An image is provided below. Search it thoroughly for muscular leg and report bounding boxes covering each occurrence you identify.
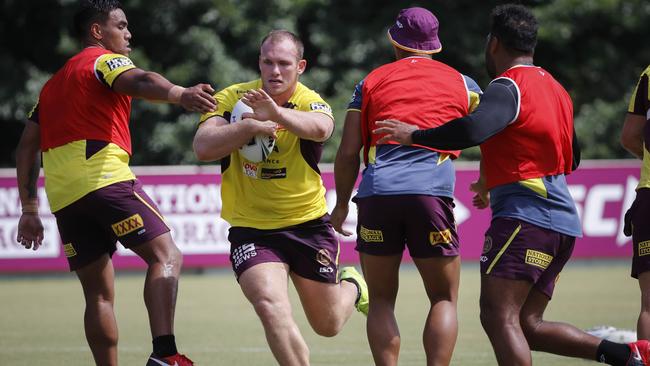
[360,253,402,366]
[480,275,533,366]
[412,256,460,366]
[520,287,601,359]
[638,271,650,340]
[130,232,182,337]
[75,254,118,366]
[291,272,357,337]
[239,262,309,366]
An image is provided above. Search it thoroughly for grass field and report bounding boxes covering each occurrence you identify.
[0,260,639,365]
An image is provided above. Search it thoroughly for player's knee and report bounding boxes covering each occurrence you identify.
[479,301,509,332]
[150,244,183,270]
[311,317,343,337]
[253,299,291,328]
[519,313,543,337]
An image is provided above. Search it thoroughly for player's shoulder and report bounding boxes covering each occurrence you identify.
[214,79,261,110]
[219,79,261,98]
[291,82,332,114]
[293,82,326,102]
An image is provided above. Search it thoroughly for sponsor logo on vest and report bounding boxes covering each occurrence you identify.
[111,214,144,237]
[316,249,332,266]
[430,229,453,246]
[105,57,133,71]
[63,243,77,257]
[243,162,258,178]
[261,167,287,179]
[482,235,493,254]
[639,241,650,257]
[232,243,257,269]
[525,249,553,269]
[309,102,332,114]
[360,226,384,243]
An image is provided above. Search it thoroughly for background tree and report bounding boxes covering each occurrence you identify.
[2,0,649,167]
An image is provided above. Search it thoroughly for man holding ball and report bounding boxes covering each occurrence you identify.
[193,30,369,366]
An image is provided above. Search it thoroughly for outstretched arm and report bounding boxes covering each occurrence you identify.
[113,68,217,113]
[374,78,520,149]
[15,120,44,250]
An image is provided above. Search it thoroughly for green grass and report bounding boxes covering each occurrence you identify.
[0,261,639,365]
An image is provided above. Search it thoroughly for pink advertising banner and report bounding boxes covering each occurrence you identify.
[0,161,639,273]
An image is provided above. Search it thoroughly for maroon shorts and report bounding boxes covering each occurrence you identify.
[354,195,459,258]
[53,179,170,271]
[228,214,339,283]
[631,188,650,278]
[480,217,575,298]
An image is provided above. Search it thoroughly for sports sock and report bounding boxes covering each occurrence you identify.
[595,340,631,365]
[153,334,178,358]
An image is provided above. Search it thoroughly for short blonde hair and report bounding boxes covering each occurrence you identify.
[261,30,304,59]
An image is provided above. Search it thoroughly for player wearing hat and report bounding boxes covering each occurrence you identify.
[375,4,650,366]
[331,7,482,365]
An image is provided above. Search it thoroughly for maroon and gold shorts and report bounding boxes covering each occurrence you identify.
[354,195,459,258]
[630,188,650,278]
[480,217,575,298]
[228,215,339,283]
[53,179,169,271]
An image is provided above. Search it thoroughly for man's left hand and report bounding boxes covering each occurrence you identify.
[374,120,417,145]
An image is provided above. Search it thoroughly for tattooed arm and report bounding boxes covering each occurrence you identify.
[15,120,44,250]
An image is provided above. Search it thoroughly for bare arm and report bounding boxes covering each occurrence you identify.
[621,113,646,159]
[331,111,363,236]
[470,158,489,209]
[242,89,334,142]
[113,68,217,113]
[193,116,278,162]
[15,120,44,250]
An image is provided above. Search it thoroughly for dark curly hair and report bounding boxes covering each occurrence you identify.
[73,0,123,39]
[490,4,538,53]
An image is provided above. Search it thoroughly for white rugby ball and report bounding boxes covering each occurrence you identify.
[230,99,276,163]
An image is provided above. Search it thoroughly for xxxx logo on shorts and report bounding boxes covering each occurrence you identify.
[316,249,332,266]
[639,241,650,257]
[360,226,384,243]
[525,249,553,269]
[63,243,77,257]
[429,229,453,246]
[111,214,144,237]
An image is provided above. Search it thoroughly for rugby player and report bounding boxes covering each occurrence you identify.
[622,65,650,343]
[374,4,650,366]
[192,30,369,366]
[330,7,481,365]
[15,1,216,365]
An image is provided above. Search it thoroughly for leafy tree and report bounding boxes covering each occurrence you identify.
[2,0,649,168]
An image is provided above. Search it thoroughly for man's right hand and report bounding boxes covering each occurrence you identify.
[470,180,490,209]
[242,118,278,139]
[331,204,353,236]
[180,83,217,113]
[17,214,44,250]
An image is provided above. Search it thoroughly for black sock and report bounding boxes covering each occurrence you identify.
[596,340,631,365]
[153,334,178,358]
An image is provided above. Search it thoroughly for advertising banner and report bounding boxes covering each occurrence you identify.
[0,161,639,272]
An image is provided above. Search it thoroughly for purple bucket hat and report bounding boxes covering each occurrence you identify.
[387,7,442,54]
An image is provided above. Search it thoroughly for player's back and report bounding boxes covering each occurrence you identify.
[362,57,473,158]
[481,65,574,189]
